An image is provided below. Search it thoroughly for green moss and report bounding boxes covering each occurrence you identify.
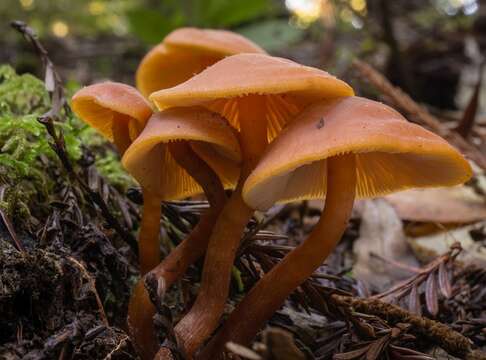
[94,151,134,190]
[0,65,133,222]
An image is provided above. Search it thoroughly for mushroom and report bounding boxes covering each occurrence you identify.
[150,53,354,356]
[122,106,241,359]
[122,106,241,275]
[72,82,165,275]
[72,82,152,154]
[136,27,265,98]
[197,96,473,359]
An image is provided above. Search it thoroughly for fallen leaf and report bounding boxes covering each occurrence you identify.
[438,262,452,298]
[409,221,486,267]
[384,186,486,224]
[425,272,439,317]
[408,283,421,316]
[353,199,419,291]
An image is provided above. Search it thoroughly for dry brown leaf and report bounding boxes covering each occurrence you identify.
[410,220,486,267]
[384,186,486,224]
[408,283,421,316]
[425,272,439,317]
[366,335,389,360]
[353,199,419,290]
[438,262,452,298]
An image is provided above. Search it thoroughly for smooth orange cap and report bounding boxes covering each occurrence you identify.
[122,107,241,200]
[136,28,265,98]
[150,53,354,141]
[243,97,473,210]
[72,82,152,152]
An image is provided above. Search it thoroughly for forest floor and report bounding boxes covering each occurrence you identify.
[0,23,485,360]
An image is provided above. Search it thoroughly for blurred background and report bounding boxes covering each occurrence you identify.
[1,0,485,114]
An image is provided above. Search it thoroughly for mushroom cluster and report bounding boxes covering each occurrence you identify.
[72,27,472,360]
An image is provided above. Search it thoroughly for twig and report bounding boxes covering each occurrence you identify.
[10,21,138,255]
[352,59,486,170]
[66,256,109,327]
[102,334,130,360]
[369,252,421,274]
[456,61,485,138]
[373,243,460,300]
[331,294,486,360]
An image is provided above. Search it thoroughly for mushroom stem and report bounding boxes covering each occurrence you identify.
[112,116,132,154]
[199,154,357,359]
[168,141,226,210]
[139,188,162,276]
[149,141,227,294]
[128,141,228,360]
[128,218,222,360]
[174,96,268,358]
[127,279,159,360]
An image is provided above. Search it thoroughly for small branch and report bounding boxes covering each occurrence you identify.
[353,59,486,170]
[331,294,486,360]
[374,243,460,300]
[66,256,109,327]
[456,61,485,138]
[102,334,130,360]
[370,252,421,274]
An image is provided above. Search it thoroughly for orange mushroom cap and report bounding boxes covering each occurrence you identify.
[243,97,473,210]
[72,82,152,151]
[122,107,241,200]
[150,53,354,141]
[136,27,265,98]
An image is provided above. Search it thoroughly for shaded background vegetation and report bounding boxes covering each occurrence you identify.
[1,0,484,113]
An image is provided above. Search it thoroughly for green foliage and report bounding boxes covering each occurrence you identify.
[0,65,49,114]
[0,0,134,40]
[94,151,134,190]
[127,0,276,45]
[193,0,270,28]
[0,65,77,216]
[0,65,133,221]
[0,65,85,178]
[238,19,305,52]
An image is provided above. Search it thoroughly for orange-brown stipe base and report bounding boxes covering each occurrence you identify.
[198,154,357,359]
[174,96,268,358]
[139,189,162,276]
[127,210,223,360]
[127,280,159,360]
[128,141,227,360]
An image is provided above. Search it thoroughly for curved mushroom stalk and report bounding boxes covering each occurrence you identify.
[123,107,241,360]
[150,53,354,358]
[173,96,267,358]
[139,190,163,275]
[198,96,472,358]
[127,279,159,360]
[145,141,227,298]
[198,155,356,358]
[127,147,227,360]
